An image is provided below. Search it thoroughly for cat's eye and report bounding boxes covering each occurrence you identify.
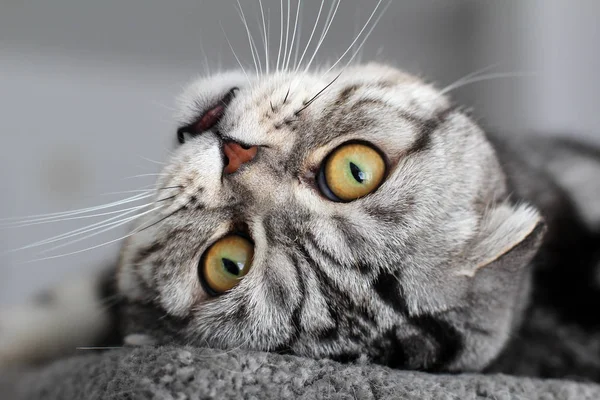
[317,142,386,202]
[199,234,254,295]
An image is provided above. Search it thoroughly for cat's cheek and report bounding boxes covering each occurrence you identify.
[117,236,156,304]
[156,262,205,318]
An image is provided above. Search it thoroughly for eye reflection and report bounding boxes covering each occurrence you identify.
[199,234,254,295]
[318,142,386,202]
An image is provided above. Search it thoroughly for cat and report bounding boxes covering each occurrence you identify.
[2,61,599,373]
[1,4,600,375]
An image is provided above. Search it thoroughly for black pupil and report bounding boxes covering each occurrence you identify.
[222,258,242,276]
[350,162,366,183]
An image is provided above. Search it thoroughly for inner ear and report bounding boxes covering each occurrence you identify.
[457,203,545,277]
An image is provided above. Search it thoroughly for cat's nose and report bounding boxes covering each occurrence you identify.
[223,141,258,174]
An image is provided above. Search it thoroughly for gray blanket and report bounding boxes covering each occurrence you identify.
[2,345,600,400]
[3,310,600,399]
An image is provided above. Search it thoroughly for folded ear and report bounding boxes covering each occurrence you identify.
[444,203,545,371]
[400,202,545,317]
[456,202,546,278]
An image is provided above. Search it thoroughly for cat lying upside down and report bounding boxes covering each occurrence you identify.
[1,63,599,374]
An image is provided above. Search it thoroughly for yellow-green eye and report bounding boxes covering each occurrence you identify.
[200,234,254,295]
[318,143,386,201]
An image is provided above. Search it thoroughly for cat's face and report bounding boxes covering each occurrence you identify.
[117,63,544,371]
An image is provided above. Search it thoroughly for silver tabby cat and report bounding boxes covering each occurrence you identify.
[1,63,599,372]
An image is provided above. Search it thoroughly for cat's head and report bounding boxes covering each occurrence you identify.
[117,63,544,371]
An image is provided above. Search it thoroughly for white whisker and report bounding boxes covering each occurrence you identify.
[3,204,152,229]
[439,72,536,95]
[137,155,165,166]
[282,0,291,72]
[27,206,163,261]
[285,0,302,71]
[197,29,212,76]
[148,100,178,113]
[324,0,387,75]
[123,173,168,180]
[317,0,339,44]
[441,64,501,94]
[353,7,361,58]
[341,0,391,70]
[353,6,366,63]
[438,64,514,94]
[258,0,269,74]
[292,0,303,70]
[276,0,284,71]
[76,347,123,350]
[266,7,272,72]
[304,0,340,73]
[9,204,152,252]
[236,0,261,76]
[0,192,152,225]
[248,19,263,75]
[295,0,325,72]
[217,41,224,71]
[98,187,154,196]
[220,21,251,85]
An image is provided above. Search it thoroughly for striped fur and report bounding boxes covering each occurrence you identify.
[116,64,545,371]
[3,63,598,371]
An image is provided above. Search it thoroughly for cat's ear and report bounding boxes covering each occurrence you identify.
[399,202,544,317]
[443,203,545,371]
[457,202,545,278]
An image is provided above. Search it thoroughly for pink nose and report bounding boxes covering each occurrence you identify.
[223,142,258,174]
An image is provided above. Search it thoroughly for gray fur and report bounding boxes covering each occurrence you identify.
[3,63,597,374]
[117,64,544,371]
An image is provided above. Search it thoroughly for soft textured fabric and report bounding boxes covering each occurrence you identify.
[4,306,600,399]
[2,344,600,400]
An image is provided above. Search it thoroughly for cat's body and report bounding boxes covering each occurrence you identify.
[1,63,599,377]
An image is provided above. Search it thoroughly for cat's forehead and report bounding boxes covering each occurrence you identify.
[176,63,448,132]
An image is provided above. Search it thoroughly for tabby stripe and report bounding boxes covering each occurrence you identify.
[370,327,408,368]
[304,231,344,266]
[373,271,409,315]
[297,241,377,338]
[404,106,457,156]
[372,270,463,370]
[132,241,164,266]
[335,84,360,106]
[273,252,307,353]
[410,315,464,371]
[295,242,342,340]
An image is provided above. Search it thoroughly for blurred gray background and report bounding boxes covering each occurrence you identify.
[1,0,598,303]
